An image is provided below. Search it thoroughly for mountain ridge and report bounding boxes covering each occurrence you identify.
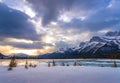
[39,31,120,59]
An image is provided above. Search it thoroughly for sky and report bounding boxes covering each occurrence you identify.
[0,0,120,56]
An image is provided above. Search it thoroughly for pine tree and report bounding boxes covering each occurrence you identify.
[25,60,28,69]
[61,62,65,66]
[112,61,117,67]
[66,64,69,66]
[9,56,17,67]
[52,60,56,66]
[48,62,51,67]
[73,61,77,66]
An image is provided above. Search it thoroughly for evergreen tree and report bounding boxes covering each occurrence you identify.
[48,62,51,67]
[66,64,69,66]
[73,61,77,66]
[25,60,28,69]
[52,60,56,66]
[111,61,117,67]
[61,62,65,66]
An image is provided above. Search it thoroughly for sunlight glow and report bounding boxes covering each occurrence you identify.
[11,49,37,56]
[0,45,37,56]
[36,46,55,55]
[5,38,33,43]
[24,6,36,18]
[0,46,13,55]
[29,18,46,35]
[59,14,71,22]
[0,45,55,56]
[42,35,56,44]
[79,16,86,21]
[51,22,57,25]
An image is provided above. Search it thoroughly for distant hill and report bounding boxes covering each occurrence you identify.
[0,53,5,58]
[15,53,29,58]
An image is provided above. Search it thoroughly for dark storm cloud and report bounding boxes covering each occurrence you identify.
[26,0,110,26]
[60,0,120,31]
[27,0,74,26]
[0,3,39,40]
[0,40,53,49]
[84,5,120,31]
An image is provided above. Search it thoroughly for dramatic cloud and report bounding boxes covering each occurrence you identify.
[26,0,74,26]
[84,1,120,31]
[1,0,36,18]
[0,0,120,55]
[0,3,39,40]
[59,0,120,32]
[26,0,110,26]
[0,39,53,49]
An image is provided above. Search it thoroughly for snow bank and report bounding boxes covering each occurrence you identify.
[0,66,120,83]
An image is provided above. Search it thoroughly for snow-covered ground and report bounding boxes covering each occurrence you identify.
[0,59,120,83]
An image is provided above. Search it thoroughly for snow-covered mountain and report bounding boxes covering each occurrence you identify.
[8,53,29,58]
[15,53,29,58]
[39,31,120,59]
[0,53,5,58]
[75,31,120,56]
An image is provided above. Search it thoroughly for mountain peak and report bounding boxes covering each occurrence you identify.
[105,31,120,36]
[90,36,105,42]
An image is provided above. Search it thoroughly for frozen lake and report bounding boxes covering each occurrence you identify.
[0,59,120,83]
[0,59,120,67]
